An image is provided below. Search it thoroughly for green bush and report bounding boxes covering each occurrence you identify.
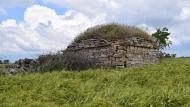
[37,53,65,72]
[0,60,2,64]
[63,52,97,71]
[152,27,172,49]
[0,64,6,75]
[160,52,176,58]
[3,60,10,64]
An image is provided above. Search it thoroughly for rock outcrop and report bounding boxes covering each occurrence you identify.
[5,58,37,74]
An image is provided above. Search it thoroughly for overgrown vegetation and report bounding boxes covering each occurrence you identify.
[160,52,176,58]
[0,60,10,64]
[63,52,97,71]
[36,53,65,72]
[0,64,5,74]
[151,27,176,58]
[1,58,190,107]
[74,23,151,43]
[152,27,172,49]
[4,52,98,73]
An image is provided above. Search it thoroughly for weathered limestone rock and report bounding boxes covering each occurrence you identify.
[5,58,37,74]
[64,36,160,68]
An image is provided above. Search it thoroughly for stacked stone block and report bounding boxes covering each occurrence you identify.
[64,36,159,68]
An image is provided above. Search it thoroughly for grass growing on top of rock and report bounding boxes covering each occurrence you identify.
[1,58,190,107]
[74,23,151,43]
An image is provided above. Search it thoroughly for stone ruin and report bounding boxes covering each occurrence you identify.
[4,58,36,74]
[64,36,160,68]
[3,36,160,74]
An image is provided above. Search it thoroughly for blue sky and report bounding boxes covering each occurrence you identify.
[0,0,190,61]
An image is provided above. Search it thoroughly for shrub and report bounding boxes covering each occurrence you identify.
[0,60,2,64]
[152,27,172,49]
[74,23,151,43]
[160,52,176,58]
[37,53,65,72]
[3,60,10,64]
[63,52,97,71]
[0,64,7,75]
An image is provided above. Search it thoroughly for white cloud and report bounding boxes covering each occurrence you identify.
[176,7,190,21]
[0,7,7,15]
[43,0,119,17]
[170,23,190,46]
[43,0,190,47]
[1,0,190,58]
[0,5,107,54]
[24,5,58,29]
[100,0,119,9]
[137,24,156,34]
[1,19,17,27]
[42,0,180,23]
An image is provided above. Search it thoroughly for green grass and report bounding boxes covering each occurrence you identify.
[0,64,6,73]
[1,58,190,107]
[74,23,151,43]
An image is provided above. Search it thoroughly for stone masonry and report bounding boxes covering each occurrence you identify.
[65,36,160,68]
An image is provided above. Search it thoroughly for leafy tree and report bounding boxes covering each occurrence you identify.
[152,27,172,49]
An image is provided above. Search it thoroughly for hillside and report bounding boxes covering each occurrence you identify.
[0,58,190,107]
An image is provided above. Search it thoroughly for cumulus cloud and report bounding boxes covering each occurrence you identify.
[0,5,107,55]
[1,0,190,59]
[42,0,190,45]
[170,23,190,45]
[42,0,181,24]
[0,7,7,15]
[43,0,119,17]
[176,7,190,21]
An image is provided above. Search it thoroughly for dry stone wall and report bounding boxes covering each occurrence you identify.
[65,36,159,68]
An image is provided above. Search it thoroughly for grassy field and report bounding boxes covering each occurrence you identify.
[0,58,190,107]
[0,64,5,73]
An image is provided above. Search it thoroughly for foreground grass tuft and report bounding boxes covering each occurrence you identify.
[1,58,190,107]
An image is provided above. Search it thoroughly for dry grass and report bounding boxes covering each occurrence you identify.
[74,23,151,43]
